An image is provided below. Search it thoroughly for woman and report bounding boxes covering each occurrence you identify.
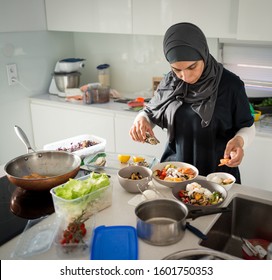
[129,22,255,183]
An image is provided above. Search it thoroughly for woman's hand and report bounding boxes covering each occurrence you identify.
[223,136,244,167]
[129,116,154,143]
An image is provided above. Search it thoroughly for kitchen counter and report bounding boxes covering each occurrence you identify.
[0,167,272,260]
[30,94,272,137]
[30,94,141,117]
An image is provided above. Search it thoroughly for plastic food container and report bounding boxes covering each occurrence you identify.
[50,176,112,222]
[259,114,272,131]
[11,216,58,259]
[43,134,106,159]
[97,64,110,88]
[84,152,158,171]
[90,225,138,260]
[54,215,95,259]
[83,86,110,104]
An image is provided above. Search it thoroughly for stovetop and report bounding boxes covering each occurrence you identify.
[0,176,55,246]
[0,170,90,246]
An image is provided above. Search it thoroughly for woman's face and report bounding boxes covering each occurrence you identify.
[170,60,205,84]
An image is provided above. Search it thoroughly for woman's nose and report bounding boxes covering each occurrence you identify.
[177,70,188,82]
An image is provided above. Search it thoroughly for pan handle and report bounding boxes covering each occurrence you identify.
[14,125,36,153]
[187,207,232,220]
[186,222,208,240]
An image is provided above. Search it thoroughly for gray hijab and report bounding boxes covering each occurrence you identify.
[145,23,223,141]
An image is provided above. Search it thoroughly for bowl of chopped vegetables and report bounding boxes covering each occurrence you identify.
[152,162,199,188]
[172,179,227,209]
[206,172,236,191]
[118,165,152,193]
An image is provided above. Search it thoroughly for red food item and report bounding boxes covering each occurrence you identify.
[57,140,98,152]
[127,101,145,108]
[135,97,145,103]
[60,215,87,245]
[241,239,270,260]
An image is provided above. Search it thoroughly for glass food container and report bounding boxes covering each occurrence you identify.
[97,64,110,88]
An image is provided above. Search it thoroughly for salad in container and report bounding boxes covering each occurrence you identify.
[50,172,112,222]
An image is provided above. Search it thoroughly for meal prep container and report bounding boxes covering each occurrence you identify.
[43,134,106,159]
[11,216,58,259]
[90,225,138,260]
[259,114,272,131]
[50,175,112,222]
[83,86,110,104]
[54,215,95,259]
[84,152,158,171]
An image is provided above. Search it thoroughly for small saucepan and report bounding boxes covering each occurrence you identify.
[4,126,81,191]
[135,198,230,246]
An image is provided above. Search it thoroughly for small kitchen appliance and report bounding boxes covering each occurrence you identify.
[49,58,85,97]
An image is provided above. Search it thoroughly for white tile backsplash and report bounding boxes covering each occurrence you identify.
[74,33,219,96]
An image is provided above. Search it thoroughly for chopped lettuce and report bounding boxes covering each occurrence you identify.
[54,172,110,200]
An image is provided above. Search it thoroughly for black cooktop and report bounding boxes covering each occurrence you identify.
[0,170,89,246]
[0,176,54,246]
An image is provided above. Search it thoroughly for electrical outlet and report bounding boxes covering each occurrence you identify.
[6,64,18,85]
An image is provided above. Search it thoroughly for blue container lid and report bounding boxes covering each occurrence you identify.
[90,225,138,260]
[96,64,110,70]
[59,58,85,63]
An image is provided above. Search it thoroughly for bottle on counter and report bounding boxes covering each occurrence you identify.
[97,64,110,88]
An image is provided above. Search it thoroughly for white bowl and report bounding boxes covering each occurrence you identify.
[118,166,152,193]
[206,172,236,190]
[152,161,199,188]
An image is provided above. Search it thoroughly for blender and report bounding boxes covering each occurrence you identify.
[49,58,85,97]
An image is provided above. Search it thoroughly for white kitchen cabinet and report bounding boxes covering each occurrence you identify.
[237,0,272,41]
[45,0,132,34]
[0,0,46,32]
[132,0,238,38]
[240,134,272,191]
[114,113,168,160]
[30,103,115,152]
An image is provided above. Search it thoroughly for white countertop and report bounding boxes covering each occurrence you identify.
[30,94,272,137]
[30,94,140,117]
[0,168,272,260]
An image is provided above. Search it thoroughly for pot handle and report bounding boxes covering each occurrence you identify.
[187,207,231,220]
[186,222,208,240]
[14,125,36,153]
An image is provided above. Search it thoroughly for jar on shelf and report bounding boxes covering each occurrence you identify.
[97,64,110,88]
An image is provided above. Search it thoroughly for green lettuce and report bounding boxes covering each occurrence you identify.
[54,172,110,200]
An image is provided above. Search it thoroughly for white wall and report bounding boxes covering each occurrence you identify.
[0,31,75,164]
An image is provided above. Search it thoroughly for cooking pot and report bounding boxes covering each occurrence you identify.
[4,126,81,191]
[135,198,231,246]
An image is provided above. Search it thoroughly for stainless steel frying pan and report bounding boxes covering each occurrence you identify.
[4,126,81,191]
